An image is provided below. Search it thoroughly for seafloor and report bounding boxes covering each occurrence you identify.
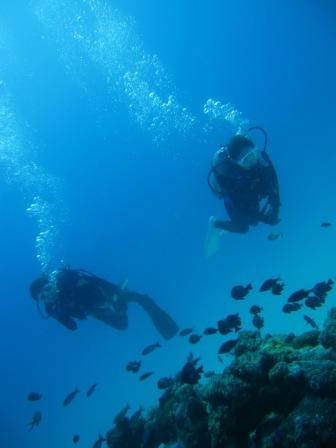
[106,307,336,448]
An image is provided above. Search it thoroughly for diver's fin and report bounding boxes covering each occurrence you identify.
[137,296,179,340]
[145,304,179,340]
[204,216,224,257]
[118,279,129,291]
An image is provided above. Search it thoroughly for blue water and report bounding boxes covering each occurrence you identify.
[0,1,335,447]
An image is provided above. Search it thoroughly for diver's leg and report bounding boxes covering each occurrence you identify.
[219,196,250,233]
[125,292,179,340]
[91,307,128,330]
[213,219,249,234]
[205,201,248,254]
[205,195,241,255]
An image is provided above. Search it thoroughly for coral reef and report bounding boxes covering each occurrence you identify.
[106,308,336,448]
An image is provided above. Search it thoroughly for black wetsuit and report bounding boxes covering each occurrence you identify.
[38,268,178,339]
[213,152,280,233]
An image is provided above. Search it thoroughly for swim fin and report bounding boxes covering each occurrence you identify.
[204,216,224,257]
[130,293,179,340]
[144,302,179,340]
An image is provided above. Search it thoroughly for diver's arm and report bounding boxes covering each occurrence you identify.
[55,314,78,331]
[45,303,78,331]
[210,151,239,197]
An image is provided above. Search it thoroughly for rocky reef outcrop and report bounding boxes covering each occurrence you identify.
[106,308,336,448]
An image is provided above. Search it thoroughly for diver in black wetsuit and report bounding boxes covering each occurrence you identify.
[30,267,179,340]
[206,128,280,254]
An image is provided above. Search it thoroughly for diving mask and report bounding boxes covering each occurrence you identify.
[238,147,266,170]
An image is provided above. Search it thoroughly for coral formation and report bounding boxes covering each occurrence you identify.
[106,308,336,448]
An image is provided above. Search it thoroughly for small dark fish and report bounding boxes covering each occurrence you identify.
[157,377,173,390]
[231,284,252,300]
[63,388,79,407]
[86,383,98,398]
[250,305,262,315]
[179,328,194,337]
[305,295,325,310]
[141,342,161,356]
[73,434,80,445]
[188,333,202,344]
[304,314,318,330]
[113,404,130,425]
[218,339,238,354]
[225,313,242,332]
[313,279,334,298]
[126,360,141,373]
[180,356,203,385]
[321,222,332,228]
[27,411,42,431]
[282,303,302,314]
[288,289,311,303]
[92,434,106,448]
[217,355,223,363]
[272,282,285,295]
[139,371,154,381]
[252,314,264,330]
[217,319,231,335]
[27,392,42,402]
[218,313,241,334]
[203,327,218,335]
[267,231,283,241]
[260,278,280,292]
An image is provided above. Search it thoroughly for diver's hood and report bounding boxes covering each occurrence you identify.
[30,271,59,303]
[30,276,48,300]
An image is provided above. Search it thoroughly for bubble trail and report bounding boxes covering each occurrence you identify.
[203,98,250,135]
[0,81,65,272]
[34,0,198,144]
[34,0,250,144]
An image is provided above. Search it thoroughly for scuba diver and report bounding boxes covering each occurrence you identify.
[29,266,179,340]
[206,127,280,255]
